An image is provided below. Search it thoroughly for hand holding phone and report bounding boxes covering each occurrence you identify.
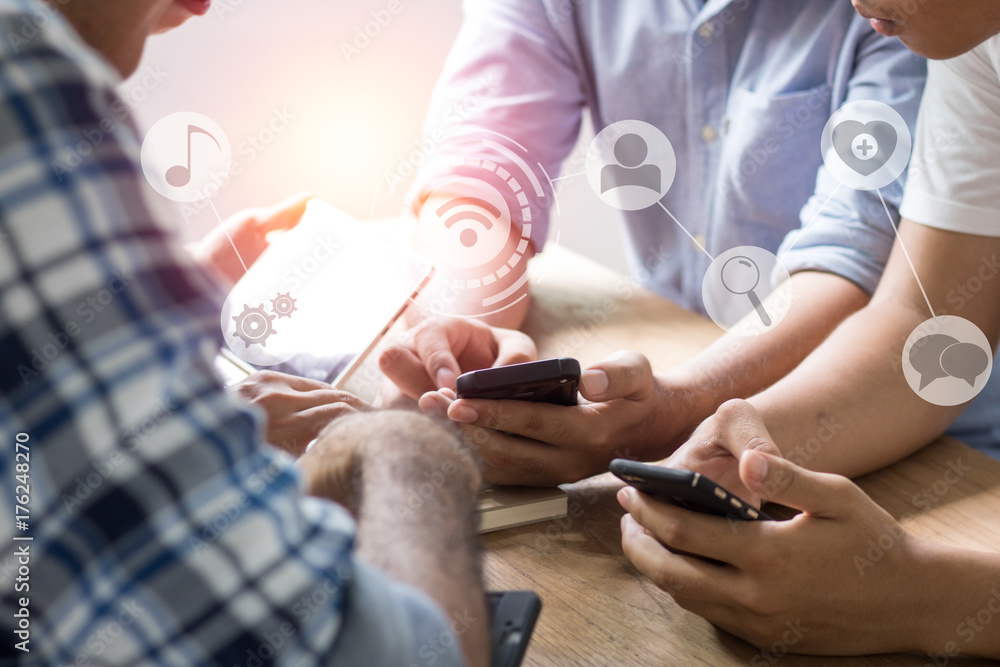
[610,459,772,521]
[456,358,580,406]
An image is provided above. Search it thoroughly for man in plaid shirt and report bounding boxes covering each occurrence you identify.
[0,1,489,665]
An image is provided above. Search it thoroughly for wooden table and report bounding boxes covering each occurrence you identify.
[482,246,1000,666]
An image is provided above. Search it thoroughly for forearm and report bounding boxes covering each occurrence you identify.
[352,414,489,667]
[913,541,1000,658]
[655,272,869,454]
[749,300,963,477]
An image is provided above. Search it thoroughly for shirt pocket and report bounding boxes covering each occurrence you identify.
[715,84,833,232]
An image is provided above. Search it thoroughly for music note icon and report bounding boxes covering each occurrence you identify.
[166,125,221,187]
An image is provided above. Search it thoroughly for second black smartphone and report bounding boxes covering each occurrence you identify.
[486,590,542,667]
[610,459,772,521]
[456,358,580,406]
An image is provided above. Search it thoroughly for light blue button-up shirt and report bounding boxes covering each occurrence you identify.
[416,0,1000,452]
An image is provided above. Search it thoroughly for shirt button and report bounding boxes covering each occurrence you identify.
[701,125,718,143]
[697,22,714,40]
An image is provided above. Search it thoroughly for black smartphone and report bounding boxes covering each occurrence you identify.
[456,358,580,406]
[610,459,772,521]
[486,590,542,667]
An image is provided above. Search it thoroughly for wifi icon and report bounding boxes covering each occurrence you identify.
[436,197,501,248]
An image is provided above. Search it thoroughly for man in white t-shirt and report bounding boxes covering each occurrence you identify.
[610,0,1000,659]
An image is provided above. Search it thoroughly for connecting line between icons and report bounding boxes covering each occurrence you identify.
[777,183,843,261]
[550,170,587,183]
[207,196,249,276]
[656,200,714,261]
[877,188,936,320]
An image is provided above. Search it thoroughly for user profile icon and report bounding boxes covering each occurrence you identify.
[702,246,792,336]
[902,316,993,406]
[820,101,910,191]
[586,120,676,211]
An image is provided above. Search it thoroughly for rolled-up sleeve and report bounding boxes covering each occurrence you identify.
[331,560,466,667]
[407,0,586,250]
[778,26,927,294]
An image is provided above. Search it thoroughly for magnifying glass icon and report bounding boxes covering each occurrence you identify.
[721,256,772,327]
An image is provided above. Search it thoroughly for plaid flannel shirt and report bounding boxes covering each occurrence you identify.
[0,1,463,664]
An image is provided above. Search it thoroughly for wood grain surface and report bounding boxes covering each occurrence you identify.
[482,246,1000,666]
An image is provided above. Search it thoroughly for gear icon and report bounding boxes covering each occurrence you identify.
[270,292,298,319]
[231,303,276,348]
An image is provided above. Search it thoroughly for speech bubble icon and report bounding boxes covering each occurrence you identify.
[908,334,958,390]
[940,341,990,387]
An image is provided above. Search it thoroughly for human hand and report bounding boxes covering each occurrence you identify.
[619,400,931,655]
[663,399,785,509]
[231,370,371,456]
[190,193,312,288]
[419,351,695,486]
[377,316,537,407]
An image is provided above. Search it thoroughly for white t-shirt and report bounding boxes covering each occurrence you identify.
[900,36,1000,236]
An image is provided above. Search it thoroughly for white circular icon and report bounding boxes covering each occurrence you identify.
[703,246,792,336]
[901,316,993,407]
[820,101,911,191]
[419,176,514,271]
[405,130,542,319]
[140,112,231,203]
[221,286,302,367]
[586,120,677,211]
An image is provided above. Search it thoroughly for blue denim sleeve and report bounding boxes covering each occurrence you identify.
[778,24,927,295]
[330,559,467,667]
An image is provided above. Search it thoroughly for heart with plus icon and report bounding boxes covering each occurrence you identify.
[831,120,897,176]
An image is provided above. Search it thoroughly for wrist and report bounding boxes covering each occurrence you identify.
[649,373,714,456]
[907,538,1000,657]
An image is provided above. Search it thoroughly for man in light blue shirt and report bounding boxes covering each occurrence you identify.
[382,0,1000,485]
